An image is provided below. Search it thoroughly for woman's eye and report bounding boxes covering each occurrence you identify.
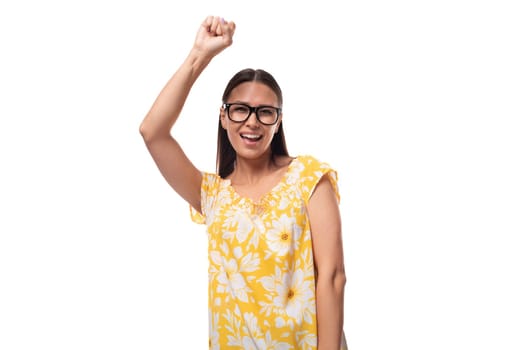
[233,106,249,113]
[259,108,273,116]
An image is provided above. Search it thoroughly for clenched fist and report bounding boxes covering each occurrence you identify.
[193,16,236,59]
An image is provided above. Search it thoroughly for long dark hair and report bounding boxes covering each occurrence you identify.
[217,68,289,178]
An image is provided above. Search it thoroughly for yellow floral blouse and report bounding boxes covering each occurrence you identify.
[190,155,347,349]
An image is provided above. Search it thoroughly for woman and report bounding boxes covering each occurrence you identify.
[140,15,347,349]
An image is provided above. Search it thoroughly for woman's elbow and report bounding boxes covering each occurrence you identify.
[334,268,346,291]
[139,120,153,142]
[318,267,346,291]
[139,120,166,144]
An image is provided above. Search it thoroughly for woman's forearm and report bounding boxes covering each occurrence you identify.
[316,269,346,350]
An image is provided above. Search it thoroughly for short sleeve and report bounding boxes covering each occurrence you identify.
[298,155,340,204]
[189,172,221,225]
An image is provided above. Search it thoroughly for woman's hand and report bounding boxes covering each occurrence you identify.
[193,16,236,59]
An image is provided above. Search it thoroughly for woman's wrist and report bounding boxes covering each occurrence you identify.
[184,47,213,73]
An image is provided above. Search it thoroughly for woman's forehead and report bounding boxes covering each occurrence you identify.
[228,82,278,104]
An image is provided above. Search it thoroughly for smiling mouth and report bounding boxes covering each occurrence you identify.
[241,134,263,141]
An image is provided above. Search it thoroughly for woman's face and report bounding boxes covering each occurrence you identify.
[220,82,282,160]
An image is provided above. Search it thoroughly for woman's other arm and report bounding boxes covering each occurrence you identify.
[308,175,346,350]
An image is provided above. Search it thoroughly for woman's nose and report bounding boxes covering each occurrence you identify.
[244,110,259,126]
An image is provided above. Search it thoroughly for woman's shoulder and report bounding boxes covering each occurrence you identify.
[289,154,339,201]
[200,171,227,191]
[295,154,319,162]
[293,154,333,169]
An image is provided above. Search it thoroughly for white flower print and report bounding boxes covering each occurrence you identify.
[225,308,243,347]
[276,269,315,324]
[285,159,303,185]
[259,266,283,317]
[277,196,291,211]
[263,331,293,350]
[278,192,302,214]
[296,330,317,349]
[242,312,262,336]
[240,312,265,349]
[222,206,253,243]
[202,193,216,224]
[259,266,282,294]
[216,257,251,302]
[266,215,300,256]
[210,245,260,303]
[238,250,260,274]
[209,311,220,350]
[242,331,292,350]
[259,267,315,326]
[242,336,266,350]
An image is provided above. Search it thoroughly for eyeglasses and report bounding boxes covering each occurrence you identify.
[223,103,281,126]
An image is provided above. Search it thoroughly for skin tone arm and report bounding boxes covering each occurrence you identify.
[308,175,346,350]
[139,16,236,212]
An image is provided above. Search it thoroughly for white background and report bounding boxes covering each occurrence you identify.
[1,0,524,349]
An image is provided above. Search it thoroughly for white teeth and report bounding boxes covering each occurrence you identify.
[242,134,261,140]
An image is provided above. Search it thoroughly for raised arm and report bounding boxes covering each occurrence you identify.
[308,175,346,350]
[139,16,236,212]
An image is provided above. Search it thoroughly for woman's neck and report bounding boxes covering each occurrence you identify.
[231,155,276,185]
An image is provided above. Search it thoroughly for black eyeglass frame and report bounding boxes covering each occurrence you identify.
[222,103,282,126]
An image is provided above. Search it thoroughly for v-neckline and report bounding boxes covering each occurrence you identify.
[224,157,298,204]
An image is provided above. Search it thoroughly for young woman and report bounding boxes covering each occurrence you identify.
[140,15,347,349]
